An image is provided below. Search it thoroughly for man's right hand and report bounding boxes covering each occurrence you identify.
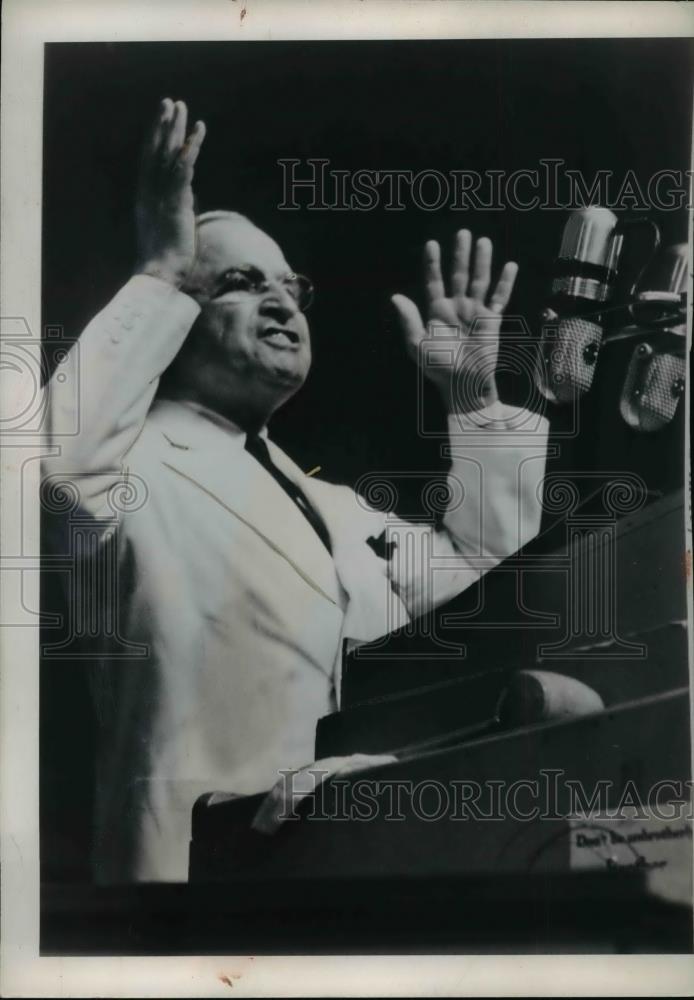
[134,98,206,289]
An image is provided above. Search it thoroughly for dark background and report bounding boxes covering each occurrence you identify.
[41,39,692,883]
[43,38,692,486]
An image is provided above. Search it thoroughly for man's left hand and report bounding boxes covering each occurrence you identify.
[392,230,518,414]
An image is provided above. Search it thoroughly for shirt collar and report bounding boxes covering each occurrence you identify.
[178,399,269,440]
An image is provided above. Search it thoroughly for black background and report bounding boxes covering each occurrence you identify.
[41,39,692,884]
[43,38,692,487]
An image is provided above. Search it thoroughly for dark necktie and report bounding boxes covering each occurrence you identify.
[244,433,333,555]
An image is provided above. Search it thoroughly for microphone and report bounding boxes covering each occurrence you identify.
[619,243,687,433]
[630,241,688,328]
[535,207,625,404]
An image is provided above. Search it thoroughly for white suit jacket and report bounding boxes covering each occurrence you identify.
[43,275,548,882]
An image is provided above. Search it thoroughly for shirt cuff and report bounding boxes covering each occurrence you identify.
[447,400,541,431]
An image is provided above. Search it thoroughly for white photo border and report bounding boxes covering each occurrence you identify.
[2,1,693,995]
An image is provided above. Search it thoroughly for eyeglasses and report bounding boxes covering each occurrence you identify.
[210,265,314,311]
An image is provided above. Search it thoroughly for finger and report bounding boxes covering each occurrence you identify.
[180,120,207,169]
[165,100,188,160]
[172,121,206,188]
[423,240,445,304]
[142,97,174,167]
[469,236,493,302]
[489,260,519,314]
[451,229,472,297]
[391,293,427,358]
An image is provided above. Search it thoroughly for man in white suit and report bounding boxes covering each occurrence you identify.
[43,98,548,882]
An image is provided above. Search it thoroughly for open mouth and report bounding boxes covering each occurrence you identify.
[259,327,300,349]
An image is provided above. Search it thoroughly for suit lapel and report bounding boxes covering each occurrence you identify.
[143,400,410,641]
[145,401,343,607]
[268,444,411,643]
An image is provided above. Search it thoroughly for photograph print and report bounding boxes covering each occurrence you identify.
[28,29,694,958]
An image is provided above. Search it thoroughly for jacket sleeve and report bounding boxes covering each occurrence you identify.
[42,275,200,531]
[386,401,549,620]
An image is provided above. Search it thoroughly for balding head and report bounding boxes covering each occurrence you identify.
[183,211,291,298]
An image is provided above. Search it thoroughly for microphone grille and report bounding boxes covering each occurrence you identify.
[537,316,602,403]
[620,345,686,432]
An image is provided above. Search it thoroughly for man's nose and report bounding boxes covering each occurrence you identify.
[259,282,300,322]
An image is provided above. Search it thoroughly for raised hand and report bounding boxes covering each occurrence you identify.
[134,98,206,289]
[392,230,518,414]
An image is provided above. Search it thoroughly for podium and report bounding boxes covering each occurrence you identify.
[39,492,691,954]
[184,489,691,952]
